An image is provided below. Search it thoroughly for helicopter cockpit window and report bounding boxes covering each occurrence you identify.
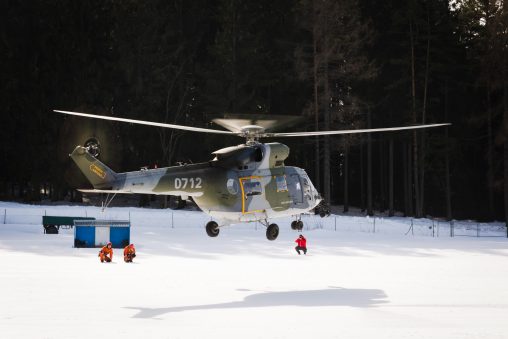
[302,178,310,189]
[244,180,262,197]
[275,175,288,192]
[302,177,311,199]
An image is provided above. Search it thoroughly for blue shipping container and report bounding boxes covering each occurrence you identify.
[74,220,130,248]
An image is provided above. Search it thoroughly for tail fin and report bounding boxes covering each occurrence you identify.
[70,146,118,189]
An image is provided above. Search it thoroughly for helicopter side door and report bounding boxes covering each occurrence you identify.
[239,176,268,214]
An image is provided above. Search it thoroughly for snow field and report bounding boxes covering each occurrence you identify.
[0,202,507,339]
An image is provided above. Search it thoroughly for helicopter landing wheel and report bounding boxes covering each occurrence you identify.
[206,221,220,237]
[296,220,304,231]
[266,223,279,241]
[291,220,298,230]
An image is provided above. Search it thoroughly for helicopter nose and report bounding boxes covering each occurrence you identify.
[309,186,321,205]
[314,192,322,205]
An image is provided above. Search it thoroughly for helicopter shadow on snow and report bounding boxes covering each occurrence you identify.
[124,286,388,319]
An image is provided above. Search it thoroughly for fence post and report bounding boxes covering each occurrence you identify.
[373,217,376,233]
[3,209,6,224]
[450,220,454,237]
[334,217,336,231]
[171,212,174,228]
[432,220,435,237]
[477,223,480,238]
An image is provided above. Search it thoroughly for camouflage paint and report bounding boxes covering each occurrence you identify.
[70,143,322,226]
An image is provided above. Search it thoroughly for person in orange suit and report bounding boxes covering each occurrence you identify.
[99,242,113,263]
[123,244,136,263]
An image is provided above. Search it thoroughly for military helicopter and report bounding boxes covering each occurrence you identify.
[55,110,449,241]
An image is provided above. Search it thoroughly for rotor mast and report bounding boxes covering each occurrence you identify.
[240,125,265,144]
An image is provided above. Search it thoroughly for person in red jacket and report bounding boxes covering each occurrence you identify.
[99,242,113,263]
[295,234,307,255]
[123,244,136,263]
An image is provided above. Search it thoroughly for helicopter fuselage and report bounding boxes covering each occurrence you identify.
[71,142,322,226]
[59,108,449,240]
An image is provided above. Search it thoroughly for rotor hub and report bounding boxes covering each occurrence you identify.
[240,125,265,144]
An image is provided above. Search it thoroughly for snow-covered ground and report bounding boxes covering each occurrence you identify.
[0,202,507,339]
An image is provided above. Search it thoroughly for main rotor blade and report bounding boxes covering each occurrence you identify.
[54,110,237,135]
[267,123,451,137]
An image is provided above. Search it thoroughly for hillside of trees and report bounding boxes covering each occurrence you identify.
[1,0,507,222]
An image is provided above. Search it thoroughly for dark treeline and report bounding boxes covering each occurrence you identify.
[1,0,507,222]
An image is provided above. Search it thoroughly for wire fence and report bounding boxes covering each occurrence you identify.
[1,207,507,238]
[300,214,507,238]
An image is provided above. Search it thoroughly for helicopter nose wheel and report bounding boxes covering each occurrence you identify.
[266,223,279,241]
[291,220,304,231]
[206,221,220,237]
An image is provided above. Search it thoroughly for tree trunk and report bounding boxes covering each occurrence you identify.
[410,21,421,218]
[323,51,331,204]
[389,138,394,216]
[232,0,238,113]
[445,129,452,220]
[487,84,494,219]
[379,140,386,213]
[312,3,320,192]
[403,143,408,216]
[445,82,452,220]
[504,81,508,227]
[404,142,414,216]
[343,139,349,213]
[419,12,431,218]
[367,107,373,216]
[360,142,365,212]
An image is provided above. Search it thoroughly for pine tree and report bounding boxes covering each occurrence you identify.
[296,0,375,205]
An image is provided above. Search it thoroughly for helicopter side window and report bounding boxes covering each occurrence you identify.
[226,178,239,195]
[275,175,288,192]
[244,180,262,197]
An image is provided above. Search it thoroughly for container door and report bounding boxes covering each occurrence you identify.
[75,226,95,248]
[95,227,110,247]
[110,227,130,248]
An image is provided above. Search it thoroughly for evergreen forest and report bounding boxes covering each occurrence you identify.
[1,0,507,223]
